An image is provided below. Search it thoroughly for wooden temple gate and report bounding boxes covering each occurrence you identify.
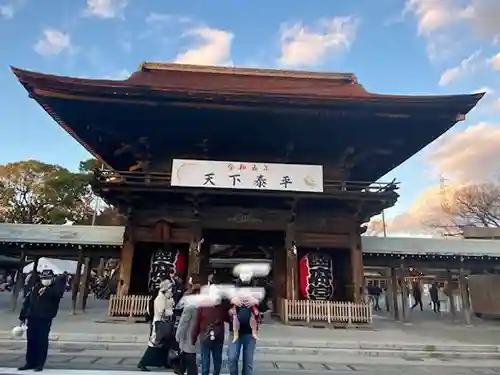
[10,62,482,325]
[102,173,396,325]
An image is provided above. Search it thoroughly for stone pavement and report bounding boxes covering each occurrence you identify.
[3,293,500,361]
[2,353,500,374]
[2,310,500,346]
[0,369,497,375]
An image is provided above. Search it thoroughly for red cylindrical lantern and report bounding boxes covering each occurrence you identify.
[172,249,185,276]
[299,255,309,299]
[299,252,334,300]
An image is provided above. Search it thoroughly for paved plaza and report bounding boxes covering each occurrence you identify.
[2,292,500,373]
[2,292,500,347]
[1,355,500,374]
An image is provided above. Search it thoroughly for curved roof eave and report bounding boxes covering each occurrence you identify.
[11,66,484,111]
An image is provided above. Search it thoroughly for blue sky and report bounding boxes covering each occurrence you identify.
[0,0,499,233]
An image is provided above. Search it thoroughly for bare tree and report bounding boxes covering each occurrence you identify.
[363,218,386,236]
[425,181,500,235]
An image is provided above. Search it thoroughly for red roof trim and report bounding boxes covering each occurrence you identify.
[11,66,485,105]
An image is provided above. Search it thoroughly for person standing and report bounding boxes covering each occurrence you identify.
[175,284,201,375]
[138,279,175,372]
[18,269,65,372]
[429,282,441,313]
[367,283,382,312]
[227,279,261,375]
[172,272,186,307]
[410,281,423,311]
[191,295,229,375]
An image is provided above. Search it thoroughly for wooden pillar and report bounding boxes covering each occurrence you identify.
[399,259,409,323]
[390,266,399,320]
[97,257,106,277]
[79,257,92,311]
[349,231,363,302]
[119,235,134,294]
[11,249,26,311]
[271,246,278,311]
[187,225,202,284]
[383,268,391,312]
[32,256,40,272]
[285,222,298,300]
[72,248,84,315]
[199,239,210,283]
[459,259,471,325]
[272,244,285,300]
[446,270,456,321]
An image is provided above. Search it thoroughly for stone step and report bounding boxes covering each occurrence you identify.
[5,352,500,370]
[2,343,500,360]
[2,331,500,353]
[2,335,500,354]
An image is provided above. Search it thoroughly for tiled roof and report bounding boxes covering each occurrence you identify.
[0,223,499,257]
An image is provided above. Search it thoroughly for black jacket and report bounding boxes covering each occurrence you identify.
[20,278,65,321]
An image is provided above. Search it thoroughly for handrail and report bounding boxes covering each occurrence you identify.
[93,169,399,194]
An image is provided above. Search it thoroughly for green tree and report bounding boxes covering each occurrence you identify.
[77,158,125,226]
[79,206,126,226]
[79,158,103,173]
[0,160,93,224]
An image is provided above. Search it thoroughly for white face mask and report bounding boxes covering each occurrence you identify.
[41,279,52,287]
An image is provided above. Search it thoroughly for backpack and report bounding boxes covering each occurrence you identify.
[236,306,252,326]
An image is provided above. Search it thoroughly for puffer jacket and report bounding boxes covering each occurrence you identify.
[191,303,230,345]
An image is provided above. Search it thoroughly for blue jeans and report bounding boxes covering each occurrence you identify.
[200,341,223,375]
[227,334,256,375]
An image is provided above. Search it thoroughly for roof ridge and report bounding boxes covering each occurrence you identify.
[139,62,358,83]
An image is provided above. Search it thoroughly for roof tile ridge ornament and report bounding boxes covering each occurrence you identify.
[139,62,358,83]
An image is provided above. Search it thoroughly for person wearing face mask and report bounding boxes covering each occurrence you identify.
[18,269,65,372]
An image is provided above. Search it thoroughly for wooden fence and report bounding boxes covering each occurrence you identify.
[278,297,372,324]
[108,295,149,318]
[108,295,372,325]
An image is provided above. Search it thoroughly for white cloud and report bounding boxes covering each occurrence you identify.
[174,27,233,66]
[145,12,172,25]
[84,0,128,19]
[470,87,499,113]
[474,86,495,95]
[0,4,14,19]
[403,0,469,35]
[404,0,500,58]
[465,0,500,42]
[438,50,481,86]
[145,13,192,26]
[427,123,500,182]
[106,69,130,80]
[278,17,359,68]
[75,68,130,80]
[488,52,500,70]
[33,29,72,56]
[385,123,500,234]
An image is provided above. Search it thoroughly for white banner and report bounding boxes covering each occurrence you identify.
[171,159,323,193]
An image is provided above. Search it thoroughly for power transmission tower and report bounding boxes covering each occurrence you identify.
[439,175,461,237]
